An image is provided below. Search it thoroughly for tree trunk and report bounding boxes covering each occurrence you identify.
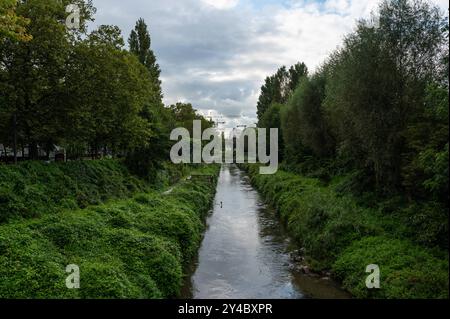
[29,142,38,160]
[13,113,17,164]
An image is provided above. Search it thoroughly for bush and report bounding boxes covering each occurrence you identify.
[242,164,449,298]
[0,160,148,223]
[0,164,220,298]
[333,236,449,299]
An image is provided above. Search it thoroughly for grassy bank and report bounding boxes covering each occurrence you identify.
[0,160,151,224]
[0,160,193,224]
[242,164,448,299]
[0,162,219,298]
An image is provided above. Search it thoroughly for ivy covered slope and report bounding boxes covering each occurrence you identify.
[0,161,219,298]
[0,160,152,224]
[243,165,448,299]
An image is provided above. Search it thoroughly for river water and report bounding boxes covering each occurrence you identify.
[182,165,350,299]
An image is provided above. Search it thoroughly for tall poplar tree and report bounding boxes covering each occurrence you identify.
[128,18,162,104]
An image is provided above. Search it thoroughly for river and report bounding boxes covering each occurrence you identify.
[182,165,350,299]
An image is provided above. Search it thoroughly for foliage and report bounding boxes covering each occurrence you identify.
[260,103,284,160]
[168,102,213,135]
[402,83,449,202]
[256,63,308,123]
[257,0,448,201]
[63,27,154,157]
[128,18,163,107]
[282,72,334,160]
[0,0,32,42]
[0,164,220,298]
[0,160,149,223]
[243,164,449,299]
[333,236,448,299]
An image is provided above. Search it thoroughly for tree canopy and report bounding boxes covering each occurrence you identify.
[0,1,209,168]
[257,0,448,204]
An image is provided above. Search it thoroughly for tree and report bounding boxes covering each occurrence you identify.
[288,62,308,93]
[402,83,449,202]
[64,25,153,158]
[169,102,212,135]
[1,0,73,160]
[256,62,308,123]
[323,0,447,193]
[128,18,163,106]
[256,62,308,161]
[0,0,95,161]
[260,103,284,161]
[378,0,446,81]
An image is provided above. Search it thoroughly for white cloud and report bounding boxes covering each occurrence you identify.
[201,0,240,10]
[90,0,449,129]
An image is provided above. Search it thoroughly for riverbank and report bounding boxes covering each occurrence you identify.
[0,161,219,298]
[241,164,448,299]
[183,165,349,299]
[0,160,195,224]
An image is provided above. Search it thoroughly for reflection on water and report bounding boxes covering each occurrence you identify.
[182,165,350,299]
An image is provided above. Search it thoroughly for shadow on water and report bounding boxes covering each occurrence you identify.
[181,165,350,299]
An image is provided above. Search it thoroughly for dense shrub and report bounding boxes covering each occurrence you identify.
[242,164,449,298]
[333,236,449,299]
[0,165,219,298]
[0,160,148,223]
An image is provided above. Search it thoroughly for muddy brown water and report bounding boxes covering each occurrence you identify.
[181,165,350,299]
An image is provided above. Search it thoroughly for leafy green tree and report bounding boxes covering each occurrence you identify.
[169,102,212,134]
[0,0,95,161]
[88,24,124,49]
[64,25,153,158]
[260,103,284,159]
[403,83,449,202]
[257,62,307,123]
[378,0,446,81]
[288,62,308,93]
[128,18,163,106]
[324,25,404,192]
[283,72,334,160]
[0,0,31,42]
[257,62,308,161]
[2,0,72,159]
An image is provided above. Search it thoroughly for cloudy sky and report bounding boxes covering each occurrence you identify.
[90,0,448,129]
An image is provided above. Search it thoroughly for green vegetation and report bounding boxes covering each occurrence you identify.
[0,0,212,164]
[334,237,448,299]
[257,0,448,204]
[0,0,219,300]
[252,0,448,299]
[0,163,219,298]
[0,160,149,223]
[243,164,448,299]
[0,0,32,42]
[1,0,448,300]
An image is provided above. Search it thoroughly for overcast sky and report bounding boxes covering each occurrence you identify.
[90,0,448,129]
